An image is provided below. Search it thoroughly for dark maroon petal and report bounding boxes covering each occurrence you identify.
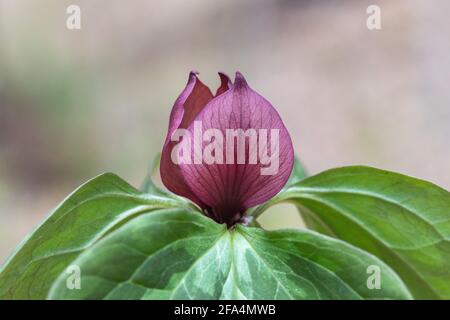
[160,71,213,207]
[179,72,294,225]
[215,72,232,96]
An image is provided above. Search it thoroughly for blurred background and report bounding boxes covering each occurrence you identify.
[0,0,449,263]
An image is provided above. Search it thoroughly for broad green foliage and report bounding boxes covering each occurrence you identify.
[1,164,448,300]
[48,209,410,300]
[254,166,450,299]
[0,173,188,299]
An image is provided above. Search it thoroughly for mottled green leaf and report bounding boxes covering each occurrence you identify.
[0,173,186,299]
[49,209,411,300]
[254,166,450,299]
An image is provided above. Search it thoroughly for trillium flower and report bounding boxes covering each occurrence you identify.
[160,71,294,227]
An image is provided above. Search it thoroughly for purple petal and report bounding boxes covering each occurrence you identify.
[160,71,213,207]
[179,72,294,225]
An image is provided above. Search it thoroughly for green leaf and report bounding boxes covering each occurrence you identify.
[0,173,187,299]
[286,157,308,186]
[48,209,411,300]
[140,153,165,195]
[255,166,450,299]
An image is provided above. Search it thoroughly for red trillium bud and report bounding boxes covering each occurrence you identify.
[160,71,294,227]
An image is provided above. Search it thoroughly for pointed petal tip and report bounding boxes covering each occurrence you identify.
[234,71,248,87]
[188,70,199,82]
[187,70,210,90]
[218,72,231,84]
[215,72,232,96]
